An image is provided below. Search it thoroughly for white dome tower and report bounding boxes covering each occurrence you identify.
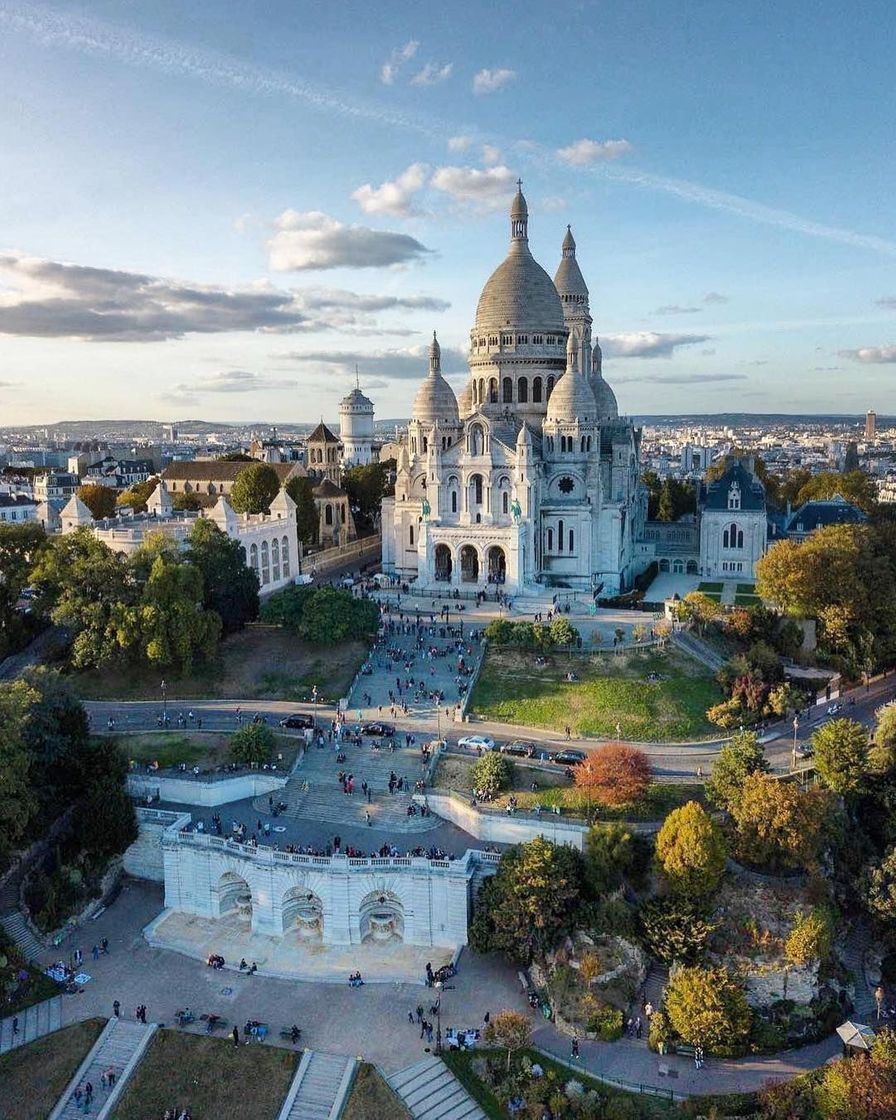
[339,369,376,466]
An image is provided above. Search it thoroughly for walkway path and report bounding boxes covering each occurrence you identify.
[277,1050,355,1120]
[48,1016,156,1120]
[388,1055,487,1120]
[0,868,46,963]
[0,996,62,1055]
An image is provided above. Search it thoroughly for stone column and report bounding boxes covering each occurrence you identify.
[322,857,354,946]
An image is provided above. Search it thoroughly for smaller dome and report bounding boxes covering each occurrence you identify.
[340,387,373,409]
[592,372,618,420]
[546,366,598,424]
[516,422,533,449]
[561,225,575,252]
[511,185,528,221]
[554,225,588,301]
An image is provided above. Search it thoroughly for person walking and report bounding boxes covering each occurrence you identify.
[91,944,99,961]
[408,1010,415,1024]
[112,1000,120,1018]
[365,810,371,826]
[232,1025,240,1047]
[101,937,109,954]
[571,1035,580,1060]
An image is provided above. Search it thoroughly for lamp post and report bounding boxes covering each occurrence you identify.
[791,715,799,770]
[434,980,443,1055]
[161,679,167,726]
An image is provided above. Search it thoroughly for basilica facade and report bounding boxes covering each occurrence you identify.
[382,186,647,597]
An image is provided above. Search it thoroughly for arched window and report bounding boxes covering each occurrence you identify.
[581,437,587,452]
[271,537,280,581]
[249,542,258,572]
[409,524,414,545]
[532,376,543,403]
[546,375,555,399]
[260,540,270,585]
[451,490,458,513]
[488,377,498,403]
[472,475,483,504]
[281,536,290,577]
[502,491,509,514]
[518,377,528,403]
[569,528,575,552]
[325,504,333,526]
[547,528,553,552]
[341,504,346,523]
[478,377,485,404]
[502,376,513,403]
[558,519,564,552]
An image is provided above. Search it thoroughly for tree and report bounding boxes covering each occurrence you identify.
[656,478,696,522]
[548,616,578,647]
[19,668,91,817]
[468,837,583,963]
[483,1009,532,1071]
[187,519,259,635]
[575,744,652,810]
[74,771,137,861]
[116,477,158,512]
[730,773,831,872]
[76,483,117,520]
[811,718,869,795]
[230,722,274,765]
[0,681,38,858]
[638,896,716,965]
[680,591,723,635]
[285,476,319,546]
[870,706,896,774]
[341,460,394,534]
[229,463,281,514]
[136,554,222,672]
[705,730,770,812]
[866,846,896,929]
[30,530,133,668]
[217,451,253,461]
[584,823,638,895]
[796,469,878,515]
[299,588,380,644]
[786,907,835,966]
[471,752,513,798]
[655,801,727,896]
[0,521,49,658]
[664,966,752,1056]
[816,1031,896,1119]
[172,492,202,512]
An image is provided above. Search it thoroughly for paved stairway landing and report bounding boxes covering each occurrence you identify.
[388,1055,487,1120]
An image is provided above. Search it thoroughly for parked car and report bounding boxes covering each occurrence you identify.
[827,703,842,715]
[552,749,587,765]
[279,713,315,730]
[797,743,814,758]
[458,735,496,751]
[501,740,537,757]
[361,721,395,737]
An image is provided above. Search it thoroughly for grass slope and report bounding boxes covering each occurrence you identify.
[72,624,367,703]
[471,648,721,741]
[119,731,299,770]
[109,1029,298,1120]
[0,1018,105,1120]
[343,1062,410,1120]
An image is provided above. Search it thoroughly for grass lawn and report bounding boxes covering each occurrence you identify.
[0,1018,105,1120]
[343,1062,410,1120]
[697,582,723,593]
[734,594,762,607]
[71,624,368,703]
[109,1029,298,1120]
[119,731,300,770]
[443,1048,677,1119]
[470,647,721,741]
[735,583,757,595]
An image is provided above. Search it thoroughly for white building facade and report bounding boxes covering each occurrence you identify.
[698,459,768,579]
[382,188,646,597]
[339,380,376,467]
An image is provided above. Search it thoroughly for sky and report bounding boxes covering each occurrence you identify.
[0,0,894,426]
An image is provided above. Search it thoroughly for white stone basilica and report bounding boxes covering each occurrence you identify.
[382,185,647,596]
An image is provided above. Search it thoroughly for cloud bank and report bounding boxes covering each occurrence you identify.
[267,211,432,271]
[602,332,711,358]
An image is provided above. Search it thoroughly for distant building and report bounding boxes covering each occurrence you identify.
[0,493,38,523]
[679,444,716,475]
[339,380,376,468]
[779,495,867,541]
[305,422,342,485]
[33,471,80,503]
[698,458,768,579]
[866,410,877,440]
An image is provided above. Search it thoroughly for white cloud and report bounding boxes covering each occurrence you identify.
[410,62,453,87]
[430,164,516,208]
[481,144,502,167]
[613,372,746,384]
[195,369,298,393]
[556,138,632,166]
[351,163,428,218]
[267,211,431,271]
[472,68,516,94]
[276,343,467,380]
[876,296,896,309]
[381,39,418,85]
[653,304,702,315]
[602,332,711,358]
[703,291,730,304]
[839,345,896,363]
[447,135,473,152]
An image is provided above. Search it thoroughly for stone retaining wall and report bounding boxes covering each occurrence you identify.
[418,790,589,850]
[127,770,287,807]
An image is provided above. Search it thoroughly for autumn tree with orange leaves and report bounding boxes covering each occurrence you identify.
[575,744,652,812]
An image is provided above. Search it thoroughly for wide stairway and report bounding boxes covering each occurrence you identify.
[388,1055,487,1120]
[278,1050,355,1120]
[0,872,46,963]
[49,1018,156,1120]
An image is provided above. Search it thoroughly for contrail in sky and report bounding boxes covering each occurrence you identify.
[2,0,894,258]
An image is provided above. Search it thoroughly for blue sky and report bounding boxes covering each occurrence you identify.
[0,0,894,425]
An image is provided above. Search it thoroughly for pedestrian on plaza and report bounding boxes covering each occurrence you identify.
[85,1081,93,1103]
[365,811,371,826]
[11,1016,18,1035]
[73,1088,83,1109]
[420,1018,427,1039]
[107,1067,116,1086]
[636,1016,642,1039]
[367,786,372,802]
[408,1010,415,1024]
[571,1036,579,1060]
[426,1023,433,1043]
[74,947,82,967]
[416,1004,424,1022]
[101,937,109,954]
[483,1011,490,1026]
[92,944,99,960]
[100,1072,108,1091]
[112,1000,120,1018]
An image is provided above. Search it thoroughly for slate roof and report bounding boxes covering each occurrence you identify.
[312,478,347,499]
[307,422,340,444]
[700,458,766,512]
[784,495,867,534]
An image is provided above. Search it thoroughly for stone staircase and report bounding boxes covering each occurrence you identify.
[1,910,48,963]
[642,962,669,1018]
[256,774,441,834]
[48,1017,157,1120]
[388,1055,487,1120]
[672,630,725,673]
[277,1050,356,1120]
[844,924,877,1021]
[0,996,62,1054]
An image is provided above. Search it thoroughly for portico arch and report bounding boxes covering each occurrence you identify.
[460,545,479,582]
[487,546,506,583]
[434,543,453,581]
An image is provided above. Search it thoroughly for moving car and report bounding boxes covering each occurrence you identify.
[827,703,842,715]
[361,721,395,737]
[501,740,538,757]
[458,735,496,751]
[279,713,315,730]
[552,749,587,765]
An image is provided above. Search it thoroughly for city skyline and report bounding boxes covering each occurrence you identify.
[1,0,894,425]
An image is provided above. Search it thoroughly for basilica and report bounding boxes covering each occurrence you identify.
[382,185,647,597]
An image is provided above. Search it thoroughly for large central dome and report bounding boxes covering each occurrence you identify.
[474,187,566,333]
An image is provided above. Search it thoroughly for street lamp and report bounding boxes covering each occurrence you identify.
[161,679,167,726]
[434,980,443,1054]
[791,716,799,770]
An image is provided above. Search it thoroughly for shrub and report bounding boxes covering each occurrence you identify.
[586,1001,624,1041]
[638,896,716,965]
[786,907,835,967]
[230,722,274,764]
[471,752,513,798]
[665,966,752,1056]
[655,800,727,896]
